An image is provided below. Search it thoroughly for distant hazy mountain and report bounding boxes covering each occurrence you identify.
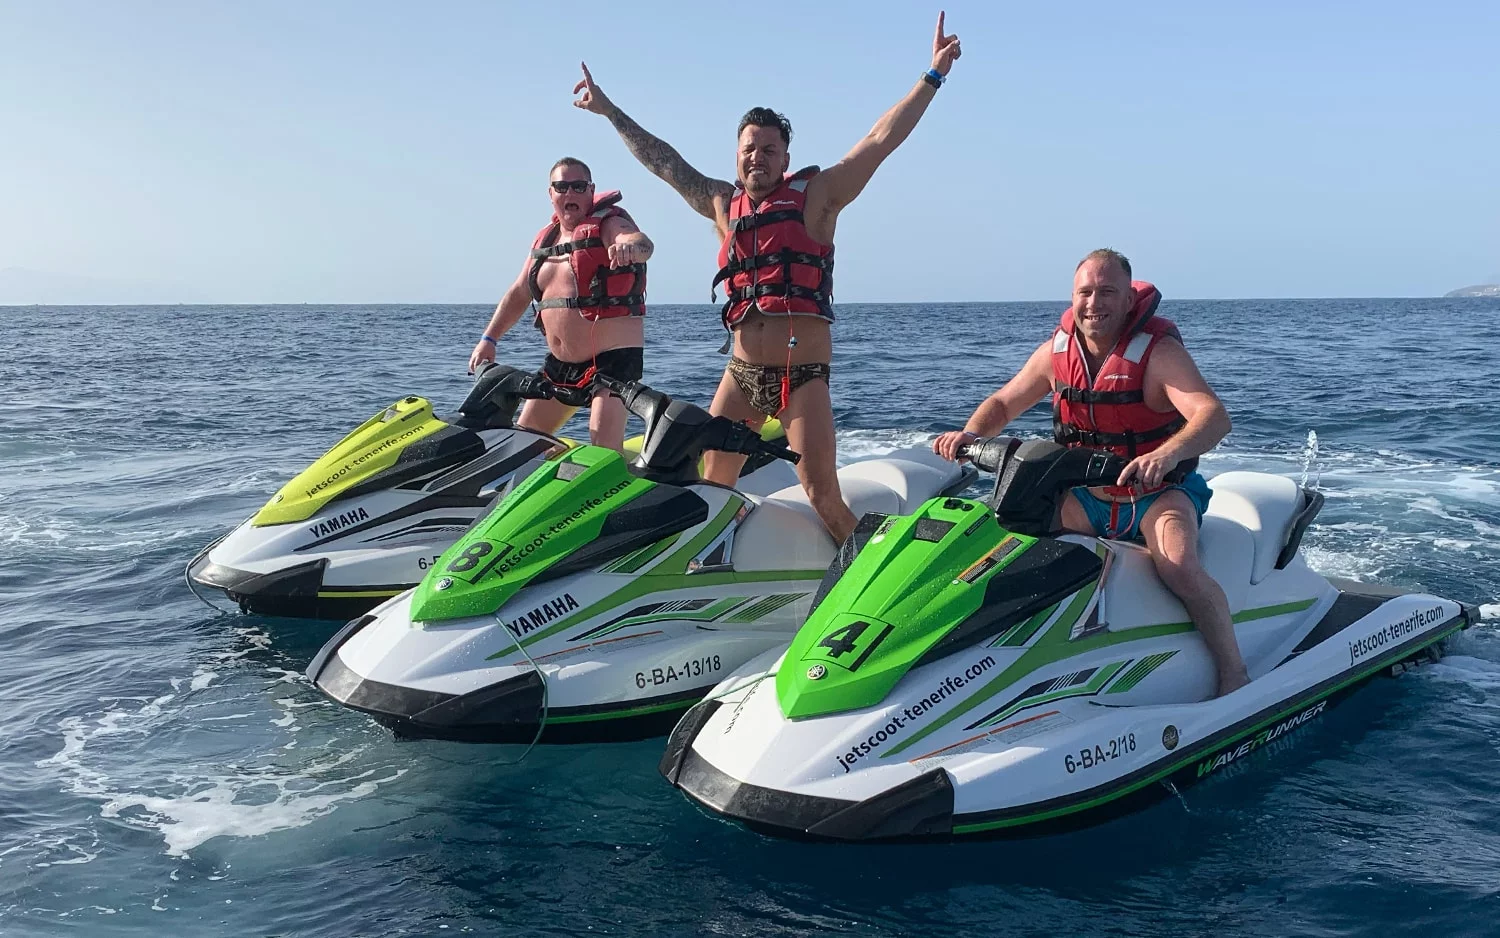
[0,267,204,305]
[1445,283,1500,298]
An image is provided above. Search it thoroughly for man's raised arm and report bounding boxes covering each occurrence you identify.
[573,62,734,222]
[812,12,962,212]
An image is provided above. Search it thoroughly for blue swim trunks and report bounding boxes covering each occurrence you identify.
[1070,471,1213,542]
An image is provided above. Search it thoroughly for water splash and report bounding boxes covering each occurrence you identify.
[1161,779,1192,814]
[1300,429,1321,491]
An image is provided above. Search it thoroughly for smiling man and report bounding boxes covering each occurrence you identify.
[933,249,1250,697]
[468,157,654,451]
[572,13,963,543]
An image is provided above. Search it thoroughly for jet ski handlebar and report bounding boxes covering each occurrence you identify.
[715,419,801,465]
[454,363,559,429]
[957,436,1022,475]
[594,374,663,420]
[958,436,1126,484]
[592,375,802,480]
[958,437,1132,536]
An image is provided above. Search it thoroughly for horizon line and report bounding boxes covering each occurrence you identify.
[1,294,1483,308]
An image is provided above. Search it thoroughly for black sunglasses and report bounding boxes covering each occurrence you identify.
[550,179,592,194]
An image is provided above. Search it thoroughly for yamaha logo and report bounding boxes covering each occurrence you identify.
[807,665,827,681]
[435,577,453,591]
[1162,725,1179,750]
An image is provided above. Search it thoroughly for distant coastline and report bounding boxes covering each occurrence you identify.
[1445,284,1500,298]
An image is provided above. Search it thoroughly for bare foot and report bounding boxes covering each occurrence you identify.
[1215,668,1251,697]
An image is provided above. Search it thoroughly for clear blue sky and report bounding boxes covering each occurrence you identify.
[2,0,1496,303]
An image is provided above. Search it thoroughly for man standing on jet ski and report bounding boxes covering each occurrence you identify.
[933,250,1251,696]
[571,13,962,543]
[467,157,654,452]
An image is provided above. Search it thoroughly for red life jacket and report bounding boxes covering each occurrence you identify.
[1050,281,1195,493]
[528,190,646,323]
[712,166,835,330]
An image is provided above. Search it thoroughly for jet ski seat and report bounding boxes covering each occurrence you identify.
[1203,472,1306,584]
[1103,471,1312,632]
[731,449,968,574]
[1097,516,1255,632]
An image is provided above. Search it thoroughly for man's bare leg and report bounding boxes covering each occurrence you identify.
[518,397,579,436]
[1060,491,1249,697]
[702,368,764,486]
[1058,492,1093,534]
[588,391,629,452]
[778,378,856,544]
[1140,491,1250,698]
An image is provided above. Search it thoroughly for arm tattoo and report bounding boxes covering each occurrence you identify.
[606,107,732,220]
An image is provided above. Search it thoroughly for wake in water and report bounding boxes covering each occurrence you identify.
[28,624,405,860]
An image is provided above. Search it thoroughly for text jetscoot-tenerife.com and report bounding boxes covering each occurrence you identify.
[305,425,429,499]
[835,656,998,773]
[1349,604,1445,666]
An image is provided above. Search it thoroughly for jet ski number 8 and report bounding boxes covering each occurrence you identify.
[441,539,514,583]
[1064,733,1136,773]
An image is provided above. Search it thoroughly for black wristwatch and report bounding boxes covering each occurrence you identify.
[922,68,944,89]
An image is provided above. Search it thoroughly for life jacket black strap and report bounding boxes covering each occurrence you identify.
[1054,383,1147,406]
[725,282,831,304]
[728,209,805,232]
[718,284,834,326]
[536,294,647,311]
[529,237,604,260]
[1052,405,1186,456]
[711,249,833,291]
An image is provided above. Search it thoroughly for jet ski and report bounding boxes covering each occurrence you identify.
[306,378,975,743]
[187,364,797,620]
[660,437,1478,840]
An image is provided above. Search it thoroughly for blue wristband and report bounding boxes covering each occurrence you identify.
[923,68,945,89]
[480,335,497,345]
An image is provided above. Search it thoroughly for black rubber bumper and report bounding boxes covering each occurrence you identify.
[190,556,392,621]
[312,644,551,744]
[659,700,957,841]
[309,621,699,744]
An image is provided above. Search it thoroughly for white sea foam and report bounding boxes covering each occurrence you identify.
[34,634,402,859]
[97,760,399,857]
[1425,655,1500,691]
[834,428,940,464]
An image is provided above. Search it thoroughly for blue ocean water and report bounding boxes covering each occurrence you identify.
[2,299,1499,936]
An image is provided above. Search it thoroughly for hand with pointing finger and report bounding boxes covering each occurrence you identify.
[607,241,647,268]
[572,62,616,117]
[932,11,962,76]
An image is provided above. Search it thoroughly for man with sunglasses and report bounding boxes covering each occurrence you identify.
[572,13,962,543]
[468,157,654,451]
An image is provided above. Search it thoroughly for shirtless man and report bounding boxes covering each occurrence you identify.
[468,157,654,451]
[933,250,1250,696]
[573,13,963,542]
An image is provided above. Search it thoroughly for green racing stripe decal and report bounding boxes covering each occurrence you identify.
[882,595,1319,759]
[947,612,1466,834]
[485,500,822,657]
